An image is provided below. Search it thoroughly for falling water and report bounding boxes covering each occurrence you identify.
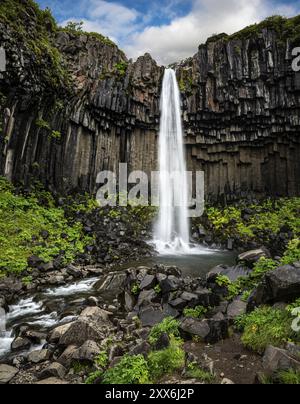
[154,69,191,254]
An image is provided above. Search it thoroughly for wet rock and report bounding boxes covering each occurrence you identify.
[263,345,300,373]
[28,349,51,364]
[11,337,31,352]
[39,363,67,380]
[67,265,83,278]
[22,330,46,344]
[207,265,251,283]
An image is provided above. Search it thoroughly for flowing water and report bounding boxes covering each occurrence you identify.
[154,68,190,254]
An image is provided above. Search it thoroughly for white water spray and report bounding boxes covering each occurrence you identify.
[154,69,191,255]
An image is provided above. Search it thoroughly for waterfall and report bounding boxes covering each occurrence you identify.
[154,69,191,255]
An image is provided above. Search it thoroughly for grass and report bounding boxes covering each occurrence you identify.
[185,362,215,383]
[148,317,180,345]
[0,177,92,275]
[235,306,299,353]
[183,306,208,319]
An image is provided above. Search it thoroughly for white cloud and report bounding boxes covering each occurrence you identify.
[124,0,300,65]
[60,0,300,65]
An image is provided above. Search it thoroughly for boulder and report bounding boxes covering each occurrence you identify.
[251,264,300,305]
[160,276,182,294]
[11,337,31,352]
[180,318,210,341]
[80,306,111,323]
[263,345,300,373]
[72,340,100,363]
[0,364,18,384]
[128,341,151,357]
[137,289,158,308]
[39,363,67,380]
[180,314,228,344]
[207,265,251,283]
[48,323,72,344]
[140,275,156,290]
[94,272,126,292]
[139,305,168,327]
[238,248,270,264]
[154,332,170,351]
[28,349,51,364]
[59,319,106,346]
[227,299,247,320]
[58,345,77,368]
[194,288,220,307]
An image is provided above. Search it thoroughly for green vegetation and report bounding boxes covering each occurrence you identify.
[281,239,300,265]
[50,130,62,140]
[0,177,92,275]
[147,337,185,381]
[154,284,162,294]
[228,15,300,45]
[35,119,51,130]
[277,369,300,384]
[185,362,215,383]
[102,355,150,384]
[114,61,128,77]
[235,306,299,353]
[148,317,180,345]
[183,306,208,319]
[203,198,300,249]
[0,0,71,92]
[131,283,140,296]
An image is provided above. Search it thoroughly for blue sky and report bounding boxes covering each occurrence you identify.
[36,0,300,64]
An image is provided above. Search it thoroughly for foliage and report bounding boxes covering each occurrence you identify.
[204,198,300,247]
[101,355,150,384]
[277,369,300,384]
[235,306,297,353]
[147,338,185,381]
[148,317,180,345]
[114,61,128,77]
[0,177,92,274]
[281,239,300,265]
[35,119,51,130]
[183,306,208,319]
[85,370,103,385]
[131,283,140,296]
[154,284,162,294]
[50,130,62,140]
[0,0,71,92]
[95,351,109,369]
[185,362,215,383]
[64,21,83,32]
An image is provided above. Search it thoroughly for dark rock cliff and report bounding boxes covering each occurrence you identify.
[1,1,300,201]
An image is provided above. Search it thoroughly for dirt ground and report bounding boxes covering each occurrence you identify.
[184,334,263,384]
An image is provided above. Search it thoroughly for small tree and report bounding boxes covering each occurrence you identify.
[65,21,84,32]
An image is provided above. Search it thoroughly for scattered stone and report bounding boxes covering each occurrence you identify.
[48,323,72,344]
[36,378,68,385]
[221,378,235,384]
[128,341,151,357]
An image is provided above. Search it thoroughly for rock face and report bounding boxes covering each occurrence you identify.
[1,4,300,201]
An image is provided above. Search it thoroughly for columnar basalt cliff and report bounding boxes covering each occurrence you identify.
[1,1,300,200]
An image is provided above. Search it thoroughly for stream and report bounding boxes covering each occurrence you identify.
[0,250,236,362]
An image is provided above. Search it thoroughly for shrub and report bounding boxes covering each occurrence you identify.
[148,317,180,345]
[281,239,300,265]
[102,355,150,384]
[235,306,295,353]
[183,306,208,319]
[147,338,185,381]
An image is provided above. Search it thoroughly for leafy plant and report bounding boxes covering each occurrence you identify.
[102,355,150,384]
[281,239,300,265]
[235,306,297,353]
[148,317,180,345]
[131,283,140,296]
[154,284,162,294]
[277,369,300,384]
[147,338,185,381]
[183,306,208,319]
